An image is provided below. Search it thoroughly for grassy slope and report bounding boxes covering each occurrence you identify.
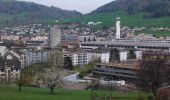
[0,85,149,100]
[68,11,170,27]
[66,11,170,36]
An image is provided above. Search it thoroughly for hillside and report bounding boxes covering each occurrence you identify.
[91,0,170,18]
[0,0,82,27]
[68,11,170,27]
[66,11,170,36]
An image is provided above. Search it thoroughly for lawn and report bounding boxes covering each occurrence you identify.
[0,84,149,100]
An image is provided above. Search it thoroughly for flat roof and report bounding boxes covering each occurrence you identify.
[81,41,170,48]
[96,62,139,69]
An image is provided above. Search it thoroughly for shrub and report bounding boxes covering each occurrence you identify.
[156,88,170,100]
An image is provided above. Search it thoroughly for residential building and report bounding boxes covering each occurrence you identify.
[78,35,96,42]
[0,50,24,82]
[87,48,110,63]
[63,50,88,66]
[24,48,58,66]
[0,46,9,56]
[61,33,79,44]
[49,26,61,48]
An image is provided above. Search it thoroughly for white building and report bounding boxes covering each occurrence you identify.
[135,50,142,60]
[31,35,48,45]
[87,48,110,63]
[78,35,96,42]
[49,26,61,48]
[119,50,142,61]
[64,48,110,66]
[64,51,88,66]
[116,17,121,39]
[0,46,9,56]
[119,50,128,61]
[24,48,58,66]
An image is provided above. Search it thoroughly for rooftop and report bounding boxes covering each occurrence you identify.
[81,41,170,48]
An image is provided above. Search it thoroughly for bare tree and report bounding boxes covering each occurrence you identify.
[17,67,33,92]
[47,51,64,69]
[137,51,170,97]
[17,68,24,92]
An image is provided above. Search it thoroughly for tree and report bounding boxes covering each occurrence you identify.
[38,52,64,94]
[137,51,170,97]
[47,52,64,69]
[64,56,73,70]
[93,37,96,41]
[88,37,91,42]
[40,68,64,94]
[17,68,25,92]
[89,79,100,100]
[127,49,136,59]
[109,48,120,62]
[15,40,24,47]
[17,67,33,92]
[84,37,86,42]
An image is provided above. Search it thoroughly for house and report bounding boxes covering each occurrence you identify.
[0,50,24,82]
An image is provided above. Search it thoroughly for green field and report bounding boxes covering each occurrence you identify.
[66,11,170,28]
[0,84,149,100]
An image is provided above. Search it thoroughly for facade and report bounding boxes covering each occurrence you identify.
[119,50,128,61]
[119,50,142,61]
[78,35,96,42]
[116,17,121,39]
[63,51,88,66]
[0,46,9,56]
[0,50,23,82]
[93,63,138,80]
[0,35,22,41]
[24,48,58,66]
[87,48,110,63]
[80,40,170,51]
[30,35,48,45]
[49,27,61,48]
[61,33,79,44]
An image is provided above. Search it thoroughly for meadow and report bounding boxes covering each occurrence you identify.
[0,84,149,100]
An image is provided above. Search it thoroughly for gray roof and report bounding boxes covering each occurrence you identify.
[81,41,170,48]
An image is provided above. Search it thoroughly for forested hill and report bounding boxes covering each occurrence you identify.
[91,0,170,18]
[0,0,82,19]
[0,0,82,27]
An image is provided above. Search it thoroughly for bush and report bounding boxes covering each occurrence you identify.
[156,88,170,100]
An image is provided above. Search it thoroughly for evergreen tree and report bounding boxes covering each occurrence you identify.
[109,48,120,62]
[127,49,136,59]
[64,56,73,70]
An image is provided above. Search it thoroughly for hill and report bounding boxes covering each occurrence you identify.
[66,11,170,36]
[68,11,170,27]
[91,0,170,18]
[0,0,82,27]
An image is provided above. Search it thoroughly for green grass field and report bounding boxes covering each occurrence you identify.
[0,84,149,100]
[67,11,170,28]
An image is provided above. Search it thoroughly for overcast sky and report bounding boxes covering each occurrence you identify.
[18,0,114,13]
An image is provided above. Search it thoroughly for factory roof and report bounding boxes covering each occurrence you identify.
[81,41,170,48]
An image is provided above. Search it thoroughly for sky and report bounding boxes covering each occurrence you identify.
[18,0,114,14]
